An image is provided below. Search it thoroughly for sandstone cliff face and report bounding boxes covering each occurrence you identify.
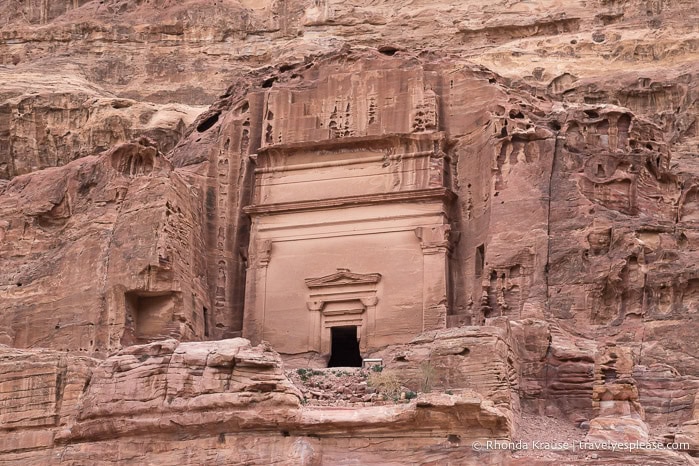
[0,69,205,179]
[3,0,697,174]
[1,338,512,465]
[1,0,699,464]
[0,138,209,353]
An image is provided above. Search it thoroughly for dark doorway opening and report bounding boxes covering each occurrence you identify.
[328,326,362,367]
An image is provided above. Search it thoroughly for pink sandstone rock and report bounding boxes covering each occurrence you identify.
[0,0,698,463]
[1,338,512,465]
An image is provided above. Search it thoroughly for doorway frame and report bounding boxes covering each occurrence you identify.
[305,268,380,355]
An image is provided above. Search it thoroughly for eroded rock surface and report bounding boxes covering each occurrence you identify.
[0,69,206,179]
[1,338,513,465]
[0,138,209,353]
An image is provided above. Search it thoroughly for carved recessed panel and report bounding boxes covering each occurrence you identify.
[259,64,442,149]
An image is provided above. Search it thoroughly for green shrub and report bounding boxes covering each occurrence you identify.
[296,368,310,382]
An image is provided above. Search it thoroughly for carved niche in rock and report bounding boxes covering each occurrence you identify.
[120,290,180,346]
[109,137,170,178]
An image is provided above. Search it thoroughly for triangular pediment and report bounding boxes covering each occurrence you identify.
[305,268,381,288]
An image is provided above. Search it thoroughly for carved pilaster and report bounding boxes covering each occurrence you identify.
[360,296,378,307]
[428,149,448,187]
[257,239,273,268]
[415,224,451,331]
[306,300,324,312]
[242,239,273,345]
[414,224,452,254]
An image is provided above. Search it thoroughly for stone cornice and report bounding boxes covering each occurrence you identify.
[255,131,449,158]
[243,187,455,216]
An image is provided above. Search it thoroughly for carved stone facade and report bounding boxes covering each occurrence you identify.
[242,132,454,358]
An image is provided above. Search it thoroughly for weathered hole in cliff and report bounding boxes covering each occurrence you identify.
[111,100,132,109]
[584,109,600,119]
[597,12,624,25]
[602,368,617,383]
[81,374,91,394]
[261,77,277,88]
[378,46,398,56]
[250,383,276,392]
[196,113,220,133]
[447,434,461,445]
[592,32,605,43]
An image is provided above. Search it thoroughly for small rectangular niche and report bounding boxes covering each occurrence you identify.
[475,244,485,278]
[203,306,210,337]
[122,291,175,345]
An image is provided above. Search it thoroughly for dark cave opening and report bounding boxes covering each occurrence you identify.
[328,326,362,368]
